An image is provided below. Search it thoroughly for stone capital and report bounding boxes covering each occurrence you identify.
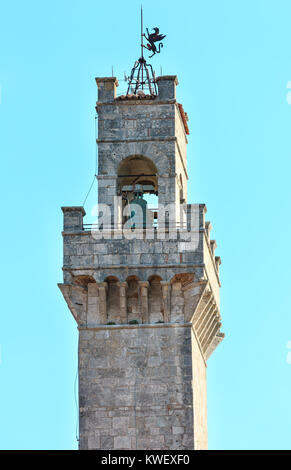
[97,282,108,291]
[138,281,149,288]
[117,281,128,289]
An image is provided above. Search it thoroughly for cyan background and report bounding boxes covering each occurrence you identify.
[0,0,291,449]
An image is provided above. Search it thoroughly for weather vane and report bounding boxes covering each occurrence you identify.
[126,7,166,96]
[142,27,166,58]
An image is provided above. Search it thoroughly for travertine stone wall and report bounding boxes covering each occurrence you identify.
[78,324,205,450]
[191,329,208,449]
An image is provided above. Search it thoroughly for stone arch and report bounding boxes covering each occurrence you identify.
[72,274,96,287]
[108,140,169,177]
[104,275,119,282]
[117,154,158,194]
[98,142,176,211]
[148,275,164,323]
[118,155,158,227]
[171,273,194,288]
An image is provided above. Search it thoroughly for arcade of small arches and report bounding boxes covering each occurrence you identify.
[71,273,194,326]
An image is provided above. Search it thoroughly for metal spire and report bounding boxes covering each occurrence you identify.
[126,7,166,96]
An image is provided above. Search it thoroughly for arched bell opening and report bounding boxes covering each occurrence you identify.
[117,155,158,228]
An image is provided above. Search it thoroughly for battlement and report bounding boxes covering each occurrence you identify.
[61,204,220,294]
[95,75,178,104]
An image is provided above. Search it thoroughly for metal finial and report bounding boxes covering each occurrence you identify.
[126,8,166,96]
[141,5,144,60]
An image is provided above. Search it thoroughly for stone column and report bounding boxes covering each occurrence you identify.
[139,281,149,324]
[161,281,171,323]
[87,283,99,325]
[117,281,128,324]
[97,282,108,324]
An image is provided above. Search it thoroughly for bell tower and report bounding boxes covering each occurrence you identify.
[59,68,224,449]
[95,75,187,230]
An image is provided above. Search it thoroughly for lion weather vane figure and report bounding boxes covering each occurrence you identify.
[142,27,166,58]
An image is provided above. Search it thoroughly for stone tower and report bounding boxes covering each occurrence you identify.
[59,75,224,450]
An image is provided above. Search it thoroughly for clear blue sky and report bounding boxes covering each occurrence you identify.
[1,0,291,450]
